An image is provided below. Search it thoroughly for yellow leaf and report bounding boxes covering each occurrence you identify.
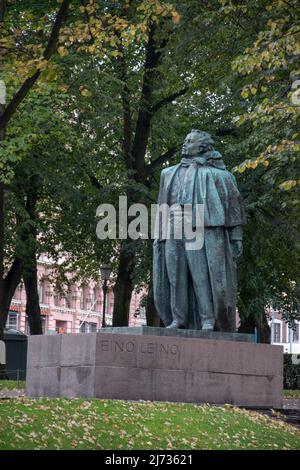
[155,4,164,15]
[241,88,249,99]
[58,46,68,57]
[80,88,92,97]
[279,180,297,190]
[58,85,69,93]
[172,12,181,24]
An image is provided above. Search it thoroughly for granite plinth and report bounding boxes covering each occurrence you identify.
[26,331,283,408]
[101,326,255,343]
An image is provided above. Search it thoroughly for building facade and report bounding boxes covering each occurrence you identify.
[6,254,146,335]
[269,309,300,354]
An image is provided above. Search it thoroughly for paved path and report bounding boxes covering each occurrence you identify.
[0,389,24,399]
[283,398,300,410]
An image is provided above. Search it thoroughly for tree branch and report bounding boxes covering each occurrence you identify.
[0,0,5,23]
[3,257,22,311]
[89,174,102,191]
[215,127,238,137]
[114,41,133,170]
[81,0,95,42]
[151,86,188,114]
[281,0,300,15]
[132,22,171,173]
[0,0,71,132]
[145,143,181,176]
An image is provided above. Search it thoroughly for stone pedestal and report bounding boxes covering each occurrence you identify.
[26,329,283,408]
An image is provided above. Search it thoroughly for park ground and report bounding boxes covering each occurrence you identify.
[0,381,299,450]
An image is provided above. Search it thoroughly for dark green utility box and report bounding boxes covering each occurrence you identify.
[3,329,28,380]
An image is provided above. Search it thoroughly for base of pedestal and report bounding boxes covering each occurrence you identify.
[26,329,283,408]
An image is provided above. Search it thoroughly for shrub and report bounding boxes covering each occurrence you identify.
[283,354,300,390]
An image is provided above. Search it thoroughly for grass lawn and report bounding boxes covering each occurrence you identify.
[0,380,25,391]
[0,397,299,450]
[283,390,300,399]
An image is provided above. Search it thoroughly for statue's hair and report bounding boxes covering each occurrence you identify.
[190,129,214,146]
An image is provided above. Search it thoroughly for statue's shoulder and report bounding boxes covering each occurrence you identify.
[223,169,236,179]
[215,168,237,184]
[161,164,180,176]
[210,168,240,193]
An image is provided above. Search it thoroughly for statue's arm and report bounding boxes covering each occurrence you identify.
[153,171,166,243]
[229,226,243,259]
[157,170,166,205]
[226,172,245,259]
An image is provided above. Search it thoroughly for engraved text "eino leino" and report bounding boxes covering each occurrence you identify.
[100,340,179,355]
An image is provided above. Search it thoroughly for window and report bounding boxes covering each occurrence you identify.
[79,322,97,333]
[290,324,300,342]
[80,287,85,310]
[92,287,101,311]
[56,320,68,334]
[85,292,91,308]
[38,280,45,304]
[6,312,19,330]
[41,315,47,334]
[274,323,281,343]
[65,288,72,309]
[54,290,60,307]
[294,324,299,342]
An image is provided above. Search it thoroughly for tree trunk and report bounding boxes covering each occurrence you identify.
[112,242,134,326]
[0,0,6,347]
[256,311,271,344]
[238,314,255,335]
[0,182,5,377]
[145,286,160,327]
[22,178,42,335]
[144,253,160,327]
[24,266,42,335]
[0,183,4,343]
[239,310,271,344]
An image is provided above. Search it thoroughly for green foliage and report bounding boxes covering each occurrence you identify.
[230,0,300,193]
[283,354,300,390]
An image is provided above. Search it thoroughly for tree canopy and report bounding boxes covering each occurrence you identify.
[0,0,299,342]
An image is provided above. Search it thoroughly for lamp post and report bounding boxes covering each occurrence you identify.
[100,264,111,328]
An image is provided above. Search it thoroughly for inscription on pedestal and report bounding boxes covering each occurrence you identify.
[99,338,180,356]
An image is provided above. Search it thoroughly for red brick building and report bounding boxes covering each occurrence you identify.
[6,254,146,334]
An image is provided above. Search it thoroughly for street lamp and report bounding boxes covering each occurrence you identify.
[100,264,111,328]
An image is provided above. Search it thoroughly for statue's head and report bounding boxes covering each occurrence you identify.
[182,129,214,157]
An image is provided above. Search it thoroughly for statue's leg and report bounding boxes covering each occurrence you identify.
[185,240,215,330]
[153,241,172,327]
[165,238,189,328]
[204,228,235,332]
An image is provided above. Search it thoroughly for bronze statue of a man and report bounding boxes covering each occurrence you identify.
[153,129,245,331]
